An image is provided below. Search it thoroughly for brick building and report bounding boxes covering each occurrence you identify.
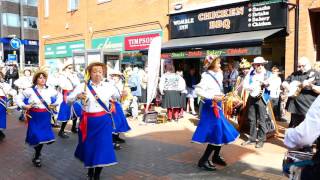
[38,0,320,76]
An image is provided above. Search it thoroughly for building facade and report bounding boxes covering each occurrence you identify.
[0,0,39,66]
[38,0,169,71]
[38,0,320,76]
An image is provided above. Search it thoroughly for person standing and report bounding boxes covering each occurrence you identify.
[68,62,119,179]
[0,72,17,140]
[227,63,239,93]
[15,70,62,167]
[57,61,81,138]
[268,66,282,121]
[192,55,239,171]
[185,67,200,115]
[282,57,320,128]
[5,63,19,90]
[241,57,271,148]
[128,67,141,120]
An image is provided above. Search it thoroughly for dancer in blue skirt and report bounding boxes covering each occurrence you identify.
[192,55,239,171]
[68,62,120,179]
[0,72,17,141]
[57,61,81,138]
[15,70,62,167]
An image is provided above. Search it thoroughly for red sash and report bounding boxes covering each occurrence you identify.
[25,108,48,125]
[79,111,107,142]
[62,90,73,103]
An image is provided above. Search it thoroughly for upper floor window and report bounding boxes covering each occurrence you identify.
[97,0,111,4]
[44,0,49,17]
[2,13,20,27]
[23,16,38,29]
[23,0,37,6]
[68,0,79,11]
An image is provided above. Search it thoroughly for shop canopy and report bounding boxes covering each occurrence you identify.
[161,28,284,51]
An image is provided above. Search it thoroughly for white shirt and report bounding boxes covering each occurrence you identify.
[195,70,224,99]
[284,96,320,148]
[243,69,270,93]
[14,76,33,89]
[67,81,120,113]
[58,72,80,90]
[0,82,16,97]
[267,74,282,98]
[15,86,62,109]
[159,72,181,93]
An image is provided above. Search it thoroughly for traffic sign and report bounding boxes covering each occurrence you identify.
[10,38,22,49]
[8,54,17,61]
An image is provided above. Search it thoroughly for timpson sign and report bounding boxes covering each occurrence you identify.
[170,0,287,39]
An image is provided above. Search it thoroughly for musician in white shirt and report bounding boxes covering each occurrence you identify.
[57,62,81,138]
[15,70,62,167]
[242,57,271,148]
[68,62,120,179]
[0,71,17,141]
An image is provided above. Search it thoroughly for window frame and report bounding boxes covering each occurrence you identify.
[2,13,21,28]
[23,16,38,29]
[68,0,79,12]
[44,0,49,18]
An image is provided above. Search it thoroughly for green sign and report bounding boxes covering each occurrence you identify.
[45,40,85,59]
[91,30,163,51]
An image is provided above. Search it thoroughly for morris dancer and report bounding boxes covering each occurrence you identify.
[0,72,17,141]
[15,70,62,167]
[57,61,81,138]
[68,62,120,179]
[14,68,33,121]
[192,55,239,171]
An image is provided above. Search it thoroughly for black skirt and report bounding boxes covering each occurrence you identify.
[161,90,181,108]
[139,88,147,103]
[180,93,187,109]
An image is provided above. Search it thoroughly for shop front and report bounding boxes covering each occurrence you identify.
[91,29,163,68]
[163,0,288,73]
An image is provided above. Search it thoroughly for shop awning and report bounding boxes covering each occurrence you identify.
[162,28,284,51]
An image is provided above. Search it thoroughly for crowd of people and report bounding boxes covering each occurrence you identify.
[0,55,320,179]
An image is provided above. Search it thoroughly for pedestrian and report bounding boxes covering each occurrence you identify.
[227,62,239,92]
[241,56,272,148]
[159,64,183,121]
[57,61,81,138]
[177,70,187,120]
[15,70,62,167]
[5,63,19,89]
[68,62,120,179]
[185,67,200,115]
[282,57,320,128]
[268,66,282,121]
[192,55,239,171]
[0,72,17,141]
[128,67,141,120]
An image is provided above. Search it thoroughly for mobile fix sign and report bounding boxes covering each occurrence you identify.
[124,33,160,51]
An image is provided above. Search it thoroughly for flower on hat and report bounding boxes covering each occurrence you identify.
[239,58,251,69]
[203,55,219,69]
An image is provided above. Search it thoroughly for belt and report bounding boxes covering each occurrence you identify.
[79,111,107,142]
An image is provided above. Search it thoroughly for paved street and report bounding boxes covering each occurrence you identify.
[0,110,288,180]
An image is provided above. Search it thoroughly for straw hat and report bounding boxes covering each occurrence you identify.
[62,60,73,70]
[109,69,123,76]
[32,70,48,85]
[203,55,220,69]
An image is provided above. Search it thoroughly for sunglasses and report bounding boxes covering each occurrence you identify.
[254,64,263,67]
[297,65,305,68]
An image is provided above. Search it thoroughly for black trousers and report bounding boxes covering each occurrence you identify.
[289,113,305,128]
[270,98,280,120]
[247,96,267,142]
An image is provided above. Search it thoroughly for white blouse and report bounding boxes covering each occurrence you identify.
[58,72,80,91]
[67,81,120,113]
[195,70,224,99]
[0,82,17,97]
[14,76,33,89]
[15,86,62,109]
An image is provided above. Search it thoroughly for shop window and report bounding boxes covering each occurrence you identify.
[97,0,111,4]
[2,13,20,27]
[23,16,38,29]
[23,0,37,6]
[68,0,79,11]
[44,0,49,17]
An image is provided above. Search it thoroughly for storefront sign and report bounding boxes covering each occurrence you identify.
[170,0,287,39]
[45,40,85,59]
[92,35,124,51]
[161,47,261,59]
[124,33,160,51]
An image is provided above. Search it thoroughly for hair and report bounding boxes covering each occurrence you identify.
[86,62,107,76]
[32,71,48,86]
[24,69,32,75]
[207,57,221,70]
[271,66,279,72]
[165,64,175,73]
[298,57,312,72]
[313,61,320,72]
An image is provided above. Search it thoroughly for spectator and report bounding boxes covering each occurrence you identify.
[268,66,282,121]
[128,67,141,120]
[185,67,200,115]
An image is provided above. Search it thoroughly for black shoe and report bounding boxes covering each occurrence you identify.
[19,115,25,122]
[0,131,5,141]
[198,161,216,171]
[58,132,69,139]
[115,136,126,144]
[241,140,255,146]
[255,141,264,148]
[71,127,78,134]
[114,143,121,150]
[212,156,227,166]
[32,158,41,167]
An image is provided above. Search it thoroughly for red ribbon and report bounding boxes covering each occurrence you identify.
[79,111,107,142]
[212,101,220,118]
[109,100,116,113]
[62,90,73,103]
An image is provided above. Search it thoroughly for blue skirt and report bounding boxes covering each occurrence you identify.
[0,97,6,130]
[192,100,239,146]
[112,102,131,133]
[75,113,117,168]
[58,101,82,122]
[26,110,55,146]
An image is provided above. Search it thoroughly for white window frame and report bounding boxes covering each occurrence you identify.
[97,0,111,4]
[44,0,49,18]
